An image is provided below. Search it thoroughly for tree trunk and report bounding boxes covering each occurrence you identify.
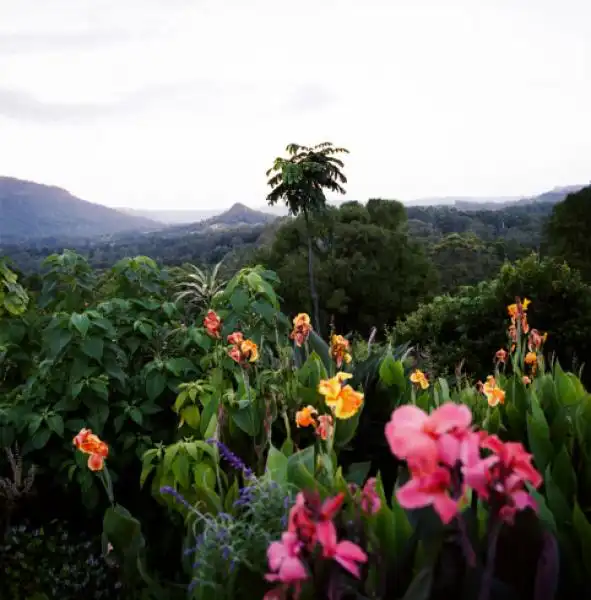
[303,210,321,333]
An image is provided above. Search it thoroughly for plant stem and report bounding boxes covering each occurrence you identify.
[478,517,502,600]
[303,210,321,334]
[456,514,476,567]
[282,407,292,443]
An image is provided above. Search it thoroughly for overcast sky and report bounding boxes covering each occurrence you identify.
[1,0,590,210]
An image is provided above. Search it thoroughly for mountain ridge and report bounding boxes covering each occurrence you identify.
[0,176,161,241]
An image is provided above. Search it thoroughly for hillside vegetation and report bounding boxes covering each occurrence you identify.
[0,176,160,240]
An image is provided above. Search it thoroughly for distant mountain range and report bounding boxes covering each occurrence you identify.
[0,177,160,241]
[413,185,587,211]
[0,175,587,242]
[122,185,589,224]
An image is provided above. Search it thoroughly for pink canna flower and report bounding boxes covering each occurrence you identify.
[326,540,368,579]
[385,403,473,475]
[265,532,308,584]
[463,434,542,524]
[396,466,459,524]
[481,435,543,488]
[360,478,381,515]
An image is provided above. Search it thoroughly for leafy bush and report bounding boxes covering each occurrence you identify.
[395,255,591,385]
[0,519,122,600]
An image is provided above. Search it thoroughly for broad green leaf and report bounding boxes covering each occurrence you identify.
[287,446,315,484]
[231,404,260,437]
[230,288,249,313]
[172,454,190,489]
[551,445,576,502]
[437,377,450,402]
[129,407,144,426]
[166,357,197,376]
[334,405,363,448]
[345,461,371,486]
[401,568,433,600]
[194,463,216,490]
[46,414,64,437]
[554,362,578,406]
[32,427,52,449]
[379,354,405,388]
[266,445,288,485]
[526,484,557,533]
[139,463,155,488]
[146,371,167,401]
[251,300,276,324]
[544,467,571,526]
[181,405,201,430]
[280,438,294,457]
[70,313,90,337]
[81,336,104,361]
[527,397,553,475]
[48,328,72,356]
[573,502,591,573]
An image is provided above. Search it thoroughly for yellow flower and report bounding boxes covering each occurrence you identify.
[522,298,531,310]
[409,369,429,390]
[482,375,505,407]
[240,339,259,362]
[326,385,364,419]
[295,405,317,428]
[318,373,363,419]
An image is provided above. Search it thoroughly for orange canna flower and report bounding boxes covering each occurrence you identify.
[296,405,318,428]
[332,386,364,419]
[330,335,352,368]
[318,372,353,405]
[240,339,259,363]
[410,369,429,390]
[316,415,334,440]
[290,313,312,347]
[495,348,508,363]
[318,373,363,419]
[73,428,108,471]
[524,351,537,365]
[482,375,505,407]
[203,310,222,339]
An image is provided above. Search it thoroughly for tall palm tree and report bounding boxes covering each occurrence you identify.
[266,142,349,332]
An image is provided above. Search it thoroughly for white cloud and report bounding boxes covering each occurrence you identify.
[0,0,590,209]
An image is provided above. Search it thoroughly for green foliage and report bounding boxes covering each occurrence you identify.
[258,201,436,336]
[396,255,591,384]
[0,259,29,316]
[0,519,123,599]
[545,185,591,281]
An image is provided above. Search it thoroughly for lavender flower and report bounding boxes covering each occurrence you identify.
[160,486,195,512]
[206,438,254,478]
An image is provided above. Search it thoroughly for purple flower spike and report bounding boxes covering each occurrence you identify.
[207,438,254,478]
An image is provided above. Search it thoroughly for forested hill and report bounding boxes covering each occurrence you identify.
[0,176,160,240]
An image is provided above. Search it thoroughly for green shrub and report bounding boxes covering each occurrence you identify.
[395,254,591,385]
[0,519,123,599]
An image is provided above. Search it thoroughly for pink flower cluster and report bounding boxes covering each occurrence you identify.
[264,491,367,599]
[385,403,542,524]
